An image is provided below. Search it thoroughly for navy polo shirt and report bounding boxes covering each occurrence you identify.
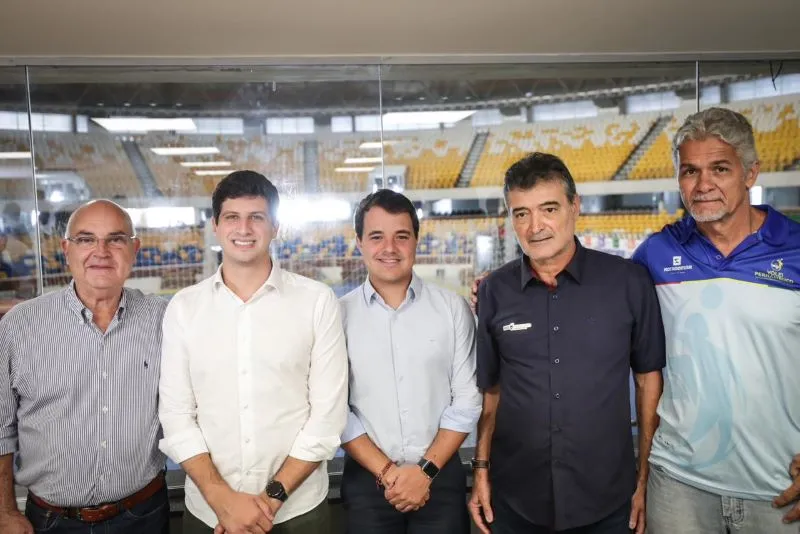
[477,239,666,530]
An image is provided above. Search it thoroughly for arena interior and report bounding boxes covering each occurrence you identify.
[1,1,799,530]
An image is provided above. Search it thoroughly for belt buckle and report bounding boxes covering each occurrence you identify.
[65,507,86,521]
[74,504,112,523]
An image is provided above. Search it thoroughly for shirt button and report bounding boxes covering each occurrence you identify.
[245,438,251,444]
[243,405,249,410]
[552,294,558,300]
[102,406,108,413]
[101,440,107,448]
[554,393,560,399]
[716,255,722,259]
[554,358,560,364]
[102,372,107,379]
[553,326,559,332]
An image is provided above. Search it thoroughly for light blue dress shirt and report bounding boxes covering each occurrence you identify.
[339,273,482,464]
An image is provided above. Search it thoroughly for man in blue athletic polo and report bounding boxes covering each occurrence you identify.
[632,107,800,533]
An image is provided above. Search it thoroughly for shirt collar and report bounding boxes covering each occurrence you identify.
[362,271,423,306]
[65,280,128,321]
[676,205,788,246]
[213,260,284,297]
[519,237,585,290]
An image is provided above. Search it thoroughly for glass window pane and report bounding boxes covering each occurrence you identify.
[0,67,40,308]
[699,60,800,208]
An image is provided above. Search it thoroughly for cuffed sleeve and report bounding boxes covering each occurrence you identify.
[157,298,209,464]
[439,295,482,433]
[288,288,349,462]
[341,409,367,444]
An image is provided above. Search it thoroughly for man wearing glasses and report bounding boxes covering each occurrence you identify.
[0,199,170,534]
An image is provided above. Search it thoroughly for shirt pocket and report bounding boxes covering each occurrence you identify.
[492,318,548,365]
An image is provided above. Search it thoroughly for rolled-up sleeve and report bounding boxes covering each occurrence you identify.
[439,296,481,433]
[158,298,209,464]
[0,314,18,456]
[341,409,367,444]
[289,288,349,462]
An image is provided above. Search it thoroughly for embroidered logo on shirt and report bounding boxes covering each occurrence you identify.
[502,322,532,332]
[663,255,693,273]
[755,258,794,285]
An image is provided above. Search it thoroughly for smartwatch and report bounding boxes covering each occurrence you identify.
[265,479,289,502]
[417,458,440,480]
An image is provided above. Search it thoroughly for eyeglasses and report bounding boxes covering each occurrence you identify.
[65,234,137,249]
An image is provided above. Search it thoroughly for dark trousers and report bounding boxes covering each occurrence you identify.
[24,484,170,534]
[182,501,330,534]
[490,497,632,534]
[341,454,469,534]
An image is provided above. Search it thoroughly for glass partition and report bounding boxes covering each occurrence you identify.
[0,67,39,313]
[699,60,800,212]
[25,65,382,299]
[4,58,799,511]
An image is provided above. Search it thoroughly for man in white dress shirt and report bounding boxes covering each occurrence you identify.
[158,170,349,534]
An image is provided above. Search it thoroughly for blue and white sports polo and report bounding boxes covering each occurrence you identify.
[632,205,800,500]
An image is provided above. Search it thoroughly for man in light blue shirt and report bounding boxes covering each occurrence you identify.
[339,189,481,534]
[632,107,800,533]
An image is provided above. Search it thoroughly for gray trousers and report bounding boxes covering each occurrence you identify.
[647,464,797,534]
[182,501,331,534]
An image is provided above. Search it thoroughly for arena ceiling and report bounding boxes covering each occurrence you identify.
[0,61,798,117]
[0,0,798,116]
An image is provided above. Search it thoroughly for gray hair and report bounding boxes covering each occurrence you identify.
[672,107,759,173]
[64,199,135,238]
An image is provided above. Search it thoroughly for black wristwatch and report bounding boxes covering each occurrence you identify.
[470,458,491,470]
[265,480,289,502]
[417,458,440,480]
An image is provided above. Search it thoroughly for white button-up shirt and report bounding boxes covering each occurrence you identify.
[158,263,348,527]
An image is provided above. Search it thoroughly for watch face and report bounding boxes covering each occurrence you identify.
[266,480,288,501]
[419,460,440,479]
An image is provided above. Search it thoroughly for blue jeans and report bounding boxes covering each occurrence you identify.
[24,485,170,534]
[647,463,797,534]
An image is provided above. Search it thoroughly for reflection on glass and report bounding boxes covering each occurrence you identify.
[0,68,38,308]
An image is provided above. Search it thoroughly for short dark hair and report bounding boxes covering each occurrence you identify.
[211,170,280,224]
[354,189,419,240]
[504,152,577,203]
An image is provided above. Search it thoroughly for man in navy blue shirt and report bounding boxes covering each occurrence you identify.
[469,152,665,534]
